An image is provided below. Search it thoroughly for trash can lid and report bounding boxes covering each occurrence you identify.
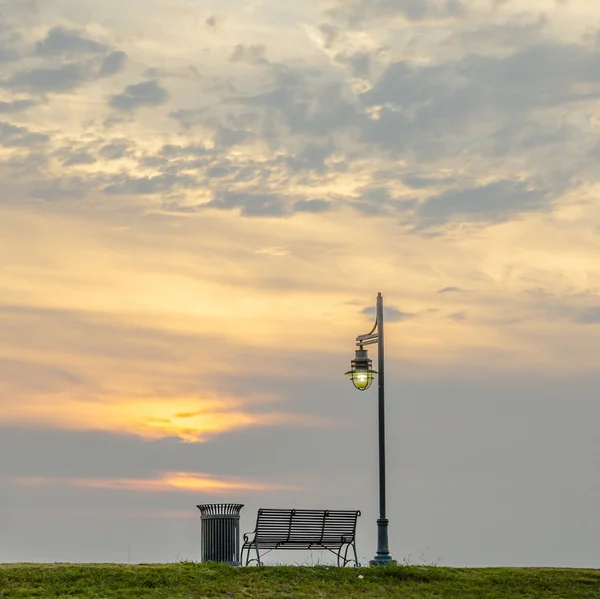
[196,503,244,515]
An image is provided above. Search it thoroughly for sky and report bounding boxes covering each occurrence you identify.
[1,0,600,567]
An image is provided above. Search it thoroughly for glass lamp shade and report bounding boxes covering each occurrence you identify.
[345,369,377,390]
[345,347,378,391]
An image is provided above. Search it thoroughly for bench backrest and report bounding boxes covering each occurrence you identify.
[254,509,360,544]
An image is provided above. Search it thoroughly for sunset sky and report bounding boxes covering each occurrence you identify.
[2,0,600,567]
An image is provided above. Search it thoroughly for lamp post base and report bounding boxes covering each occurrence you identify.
[369,519,397,566]
[369,555,398,567]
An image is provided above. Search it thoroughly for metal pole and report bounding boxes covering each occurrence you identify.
[370,292,396,566]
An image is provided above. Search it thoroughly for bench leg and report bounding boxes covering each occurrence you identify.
[241,543,258,566]
[346,544,352,566]
[337,543,359,567]
[241,546,261,566]
[337,545,351,567]
[352,542,359,567]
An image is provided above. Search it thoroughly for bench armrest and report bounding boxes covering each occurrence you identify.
[242,530,256,544]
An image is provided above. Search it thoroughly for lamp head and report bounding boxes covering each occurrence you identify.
[345,346,377,391]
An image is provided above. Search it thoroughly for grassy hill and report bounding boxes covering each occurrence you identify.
[1,562,599,598]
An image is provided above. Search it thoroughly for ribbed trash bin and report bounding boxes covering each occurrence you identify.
[197,503,244,565]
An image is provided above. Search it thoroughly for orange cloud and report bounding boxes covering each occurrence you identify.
[13,472,295,493]
[0,393,317,442]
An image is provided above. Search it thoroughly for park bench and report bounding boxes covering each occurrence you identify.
[241,508,361,566]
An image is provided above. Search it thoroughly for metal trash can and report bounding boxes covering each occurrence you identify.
[197,503,244,565]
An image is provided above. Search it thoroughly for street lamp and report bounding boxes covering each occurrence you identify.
[345,292,397,566]
[345,346,377,390]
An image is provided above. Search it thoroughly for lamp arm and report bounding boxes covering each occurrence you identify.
[368,319,378,336]
[356,319,378,346]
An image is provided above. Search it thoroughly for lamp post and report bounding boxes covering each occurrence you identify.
[345,292,397,566]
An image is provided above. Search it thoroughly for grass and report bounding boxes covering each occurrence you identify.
[1,562,600,598]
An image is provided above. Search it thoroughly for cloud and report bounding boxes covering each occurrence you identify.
[456,43,600,108]
[109,79,170,111]
[13,472,293,493]
[403,175,456,189]
[0,357,84,394]
[0,122,48,147]
[169,108,206,130]
[206,165,230,178]
[159,143,209,159]
[229,44,269,65]
[0,387,310,443]
[2,29,583,228]
[98,140,130,160]
[184,30,584,231]
[438,286,463,294]
[0,4,595,246]
[204,191,288,217]
[292,199,332,213]
[254,246,290,257]
[99,50,128,77]
[450,311,467,322]
[29,178,88,201]
[337,51,372,79]
[575,307,600,324]
[551,300,600,325]
[325,0,469,24]
[232,66,359,137]
[522,290,600,327]
[0,24,24,63]
[213,125,252,147]
[3,63,87,94]
[103,173,195,195]
[1,41,126,96]
[364,42,598,125]
[3,151,48,176]
[416,180,551,227]
[60,151,97,166]
[354,38,600,181]
[35,27,109,57]
[361,305,415,322]
[446,13,548,54]
[0,99,36,113]
[284,143,333,173]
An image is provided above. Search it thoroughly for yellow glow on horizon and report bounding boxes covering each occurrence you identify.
[0,392,315,442]
[13,472,295,493]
